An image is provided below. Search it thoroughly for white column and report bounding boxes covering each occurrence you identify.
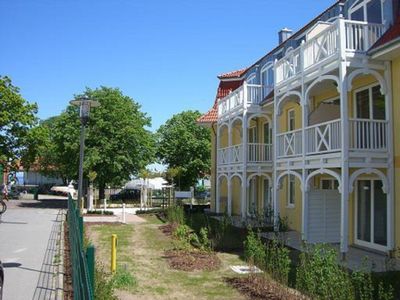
[227,177,232,216]
[384,61,395,251]
[338,17,349,256]
[241,114,248,219]
[273,59,280,231]
[301,173,308,241]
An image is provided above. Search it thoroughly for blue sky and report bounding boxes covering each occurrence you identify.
[0,0,334,132]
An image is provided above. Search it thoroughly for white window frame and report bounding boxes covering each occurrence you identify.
[247,73,257,84]
[349,0,384,24]
[248,177,258,216]
[354,178,389,252]
[287,175,295,208]
[353,83,386,120]
[287,109,295,131]
[260,63,274,96]
[248,126,257,143]
[262,120,272,144]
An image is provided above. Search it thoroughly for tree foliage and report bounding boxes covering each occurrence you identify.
[0,76,40,170]
[39,86,156,192]
[157,110,211,190]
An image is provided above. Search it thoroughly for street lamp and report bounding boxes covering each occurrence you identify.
[70,95,100,211]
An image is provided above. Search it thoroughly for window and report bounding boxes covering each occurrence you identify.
[288,175,295,207]
[355,85,386,120]
[350,0,383,23]
[248,127,257,143]
[261,65,274,97]
[288,109,295,131]
[263,122,272,144]
[321,179,339,190]
[247,74,257,84]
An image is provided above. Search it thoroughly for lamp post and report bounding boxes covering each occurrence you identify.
[70,95,100,211]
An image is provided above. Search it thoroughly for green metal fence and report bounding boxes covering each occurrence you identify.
[67,195,95,300]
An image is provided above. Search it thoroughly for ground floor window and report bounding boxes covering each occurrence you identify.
[320,179,339,190]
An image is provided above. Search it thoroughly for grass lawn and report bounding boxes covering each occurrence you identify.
[86,215,247,300]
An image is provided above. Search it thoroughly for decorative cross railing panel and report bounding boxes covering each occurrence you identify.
[276,129,302,158]
[306,119,341,154]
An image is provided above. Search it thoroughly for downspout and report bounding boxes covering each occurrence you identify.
[211,122,217,212]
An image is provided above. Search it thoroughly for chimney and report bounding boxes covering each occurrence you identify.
[279,28,293,44]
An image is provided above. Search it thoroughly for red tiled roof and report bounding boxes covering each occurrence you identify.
[370,16,400,51]
[197,78,244,124]
[217,68,248,79]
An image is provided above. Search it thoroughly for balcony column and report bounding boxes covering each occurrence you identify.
[338,17,349,257]
[273,59,280,231]
[301,97,309,241]
[228,124,232,164]
[241,114,248,219]
[384,61,395,251]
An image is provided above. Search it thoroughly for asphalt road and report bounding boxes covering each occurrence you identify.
[0,197,66,300]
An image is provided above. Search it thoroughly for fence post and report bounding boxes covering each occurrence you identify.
[86,245,95,295]
[111,234,117,273]
[78,214,84,243]
[122,203,126,224]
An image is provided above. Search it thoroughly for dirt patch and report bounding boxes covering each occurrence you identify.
[63,221,73,300]
[164,249,221,271]
[225,275,307,300]
[158,223,177,237]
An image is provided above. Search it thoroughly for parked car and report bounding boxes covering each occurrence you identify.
[110,189,140,202]
[0,260,4,300]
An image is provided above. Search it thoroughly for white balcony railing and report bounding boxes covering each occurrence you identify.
[218,83,264,118]
[306,119,341,154]
[218,143,272,165]
[276,19,385,85]
[276,119,389,158]
[248,143,273,163]
[277,129,303,158]
[349,119,388,151]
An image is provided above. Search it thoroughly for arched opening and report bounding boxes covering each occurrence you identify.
[347,71,388,151]
[276,92,303,158]
[247,114,273,163]
[349,169,389,251]
[217,175,228,214]
[247,173,273,222]
[230,175,242,216]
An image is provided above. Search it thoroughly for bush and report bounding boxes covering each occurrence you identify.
[166,205,185,225]
[296,244,354,300]
[95,265,117,300]
[243,228,266,268]
[86,210,114,215]
[265,238,291,285]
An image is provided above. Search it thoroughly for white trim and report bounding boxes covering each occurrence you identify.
[276,170,303,190]
[305,168,342,193]
[287,108,295,132]
[304,75,340,103]
[349,168,388,194]
[247,73,257,84]
[287,174,296,208]
[354,178,389,252]
[347,69,387,95]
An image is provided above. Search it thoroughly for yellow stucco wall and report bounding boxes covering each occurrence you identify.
[392,57,400,251]
[278,176,303,232]
[279,102,302,132]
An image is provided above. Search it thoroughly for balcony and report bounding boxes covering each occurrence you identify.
[217,143,273,165]
[218,83,272,119]
[276,119,388,159]
[275,19,385,85]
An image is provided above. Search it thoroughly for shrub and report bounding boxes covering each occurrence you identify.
[296,244,354,300]
[198,227,211,252]
[243,228,266,268]
[166,205,185,225]
[265,238,291,285]
[86,210,114,215]
[378,282,394,300]
[95,265,117,300]
[111,267,136,290]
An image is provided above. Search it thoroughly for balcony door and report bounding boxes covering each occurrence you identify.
[355,179,388,251]
[353,84,386,150]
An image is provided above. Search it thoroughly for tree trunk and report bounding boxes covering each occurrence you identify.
[99,182,106,200]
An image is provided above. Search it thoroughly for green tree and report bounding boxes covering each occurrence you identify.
[0,76,40,170]
[39,86,156,197]
[157,110,211,190]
